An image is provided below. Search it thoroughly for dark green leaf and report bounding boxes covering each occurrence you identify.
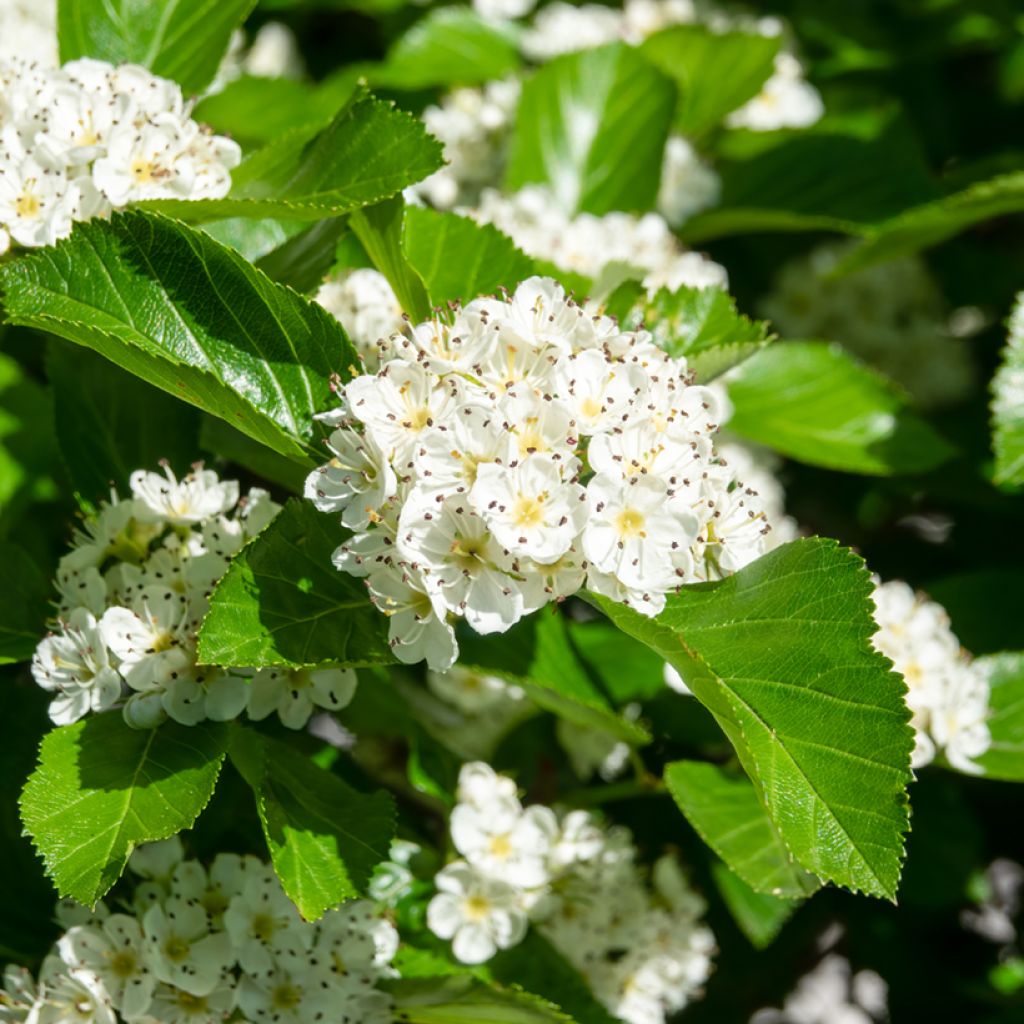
[975,653,1024,781]
[710,861,799,949]
[507,43,676,215]
[726,342,955,475]
[58,0,257,95]
[403,208,537,308]
[926,570,1024,656]
[384,975,575,1024]
[47,344,200,504]
[373,7,521,90]
[0,544,49,665]
[0,211,358,461]
[230,727,395,920]
[665,761,819,898]
[198,499,394,669]
[588,538,914,900]
[198,417,309,495]
[20,716,227,905]
[640,25,779,137]
[992,293,1024,487]
[568,621,666,704]
[255,218,349,294]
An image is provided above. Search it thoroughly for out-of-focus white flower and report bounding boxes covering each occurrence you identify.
[315,269,405,372]
[474,0,537,20]
[726,52,824,131]
[657,136,721,226]
[750,954,888,1024]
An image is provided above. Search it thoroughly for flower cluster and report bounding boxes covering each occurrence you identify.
[0,838,398,1024]
[872,579,991,774]
[470,187,728,294]
[31,464,357,732]
[0,1,57,67]
[426,763,715,1024]
[0,58,240,253]
[760,242,978,408]
[315,268,406,372]
[306,275,772,670]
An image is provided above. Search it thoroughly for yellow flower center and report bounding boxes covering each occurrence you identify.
[464,895,492,921]
[512,494,546,530]
[614,508,646,538]
[130,159,156,184]
[15,191,40,219]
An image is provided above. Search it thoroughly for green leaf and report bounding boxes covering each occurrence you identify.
[384,975,575,1024]
[710,861,799,949]
[975,653,1024,781]
[254,218,349,294]
[682,126,939,243]
[198,499,394,669]
[628,285,771,380]
[640,25,779,137]
[58,0,256,95]
[726,342,955,475]
[568,621,666,704]
[458,613,650,745]
[506,43,676,215]
[350,197,432,323]
[0,544,49,665]
[992,293,1024,487]
[588,538,914,900]
[491,932,618,1024]
[198,417,309,495]
[403,208,537,308]
[0,211,358,462]
[835,172,1024,273]
[373,7,521,90]
[664,761,819,898]
[230,727,395,920]
[143,88,444,221]
[47,344,200,504]
[20,716,227,905]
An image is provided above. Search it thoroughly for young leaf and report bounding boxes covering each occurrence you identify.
[20,716,227,905]
[458,613,650,745]
[726,342,955,475]
[384,975,575,1024]
[710,861,799,949]
[627,285,771,380]
[992,293,1024,488]
[640,24,779,138]
[588,538,914,900]
[664,761,819,898]
[230,727,395,920]
[975,653,1024,781]
[46,344,200,504]
[0,545,49,666]
[0,211,358,461]
[374,7,521,90]
[403,208,537,308]
[198,499,394,669]
[143,89,444,221]
[506,43,676,215]
[58,0,257,96]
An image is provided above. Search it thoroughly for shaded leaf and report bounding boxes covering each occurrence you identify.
[20,716,227,905]
[710,861,799,949]
[254,218,349,294]
[0,544,49,665]
[726,341,955,475]
[975,653,1024,781]
[992,292,1024,487]
[384,975,575,1024]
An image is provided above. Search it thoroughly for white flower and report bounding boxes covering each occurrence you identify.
[426,666,522,715]
[142,898,234,997]
[427,862,528,964]
[315,269,404,371]
[32,608,123,725]
[657,135,721,226]
[456,761,521,808]
[145,982,236,1024]
[130,463,239,527]
[0,144,79,247]
[25,957,115,1024]
[223,868,308,975]
[727,52,824,131]
[305,426,396,529]
[474,0,536,20]
[247,666,358,729]
[520,3,623,60]
[236,966,334,1024]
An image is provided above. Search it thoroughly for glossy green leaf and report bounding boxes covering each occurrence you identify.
[627,285,772,380]
[20,716,227,905]
[506,43,676,215]
[710,861,799,949]
[589,538,914,899]
[384,975,575,1024]
[254,218,349,294]
[46,344,200,504]
[198,499,394,669]
[373,7,521,90]
[230,727,395,920]
[58,0,256,95]
[640,24,779,137]
[726,342,955,475]
[403,208,537,308]
[665,761,819,898]
[0,211,357,461]
[350,197,432,323]
[458,613,650,745]
[992,293,1024,487]
[143,89,443,221]
[975,653,1024,781]
[0,545,49,665]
